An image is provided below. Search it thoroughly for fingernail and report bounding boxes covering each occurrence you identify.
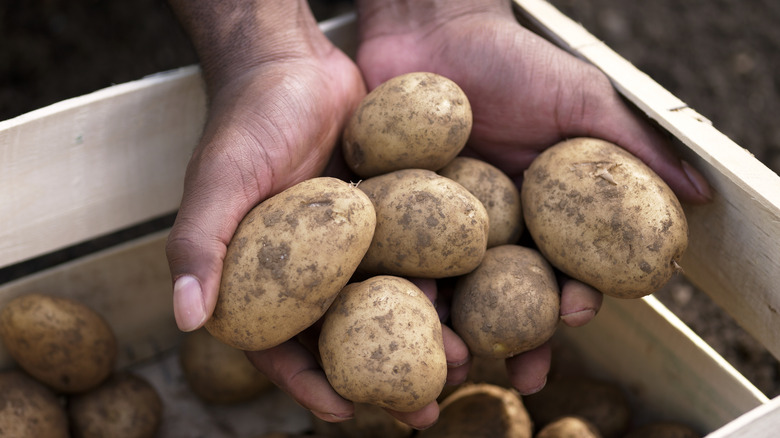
[519,375,547,396]
[173,275,206,332]
[313,411,353,422]
[560,308,596,328]
[681,160,713,201]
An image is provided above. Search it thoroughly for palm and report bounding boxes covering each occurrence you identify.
[356,12,664,182]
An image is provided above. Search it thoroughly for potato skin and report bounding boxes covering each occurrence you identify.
[438,157,523,247]
[319,276,447,412]
[0,293,117,393]
[206,177,376,351]
[343,72,472,178]
[536,416,603,438]
[179,329,274,404]
[452,245,560,359]
[418,383,532,438]
[358,169,489,278]
[521,137,688,298]
[68,372,162,438]
[0,370,69,438]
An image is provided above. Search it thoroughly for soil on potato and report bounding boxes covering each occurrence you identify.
[2,0,778,398]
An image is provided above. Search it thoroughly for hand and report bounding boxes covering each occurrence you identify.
[354,0,711,407]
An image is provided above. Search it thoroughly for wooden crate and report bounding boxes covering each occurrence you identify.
[1,3,778,436]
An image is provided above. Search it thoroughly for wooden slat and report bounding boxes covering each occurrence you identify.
[556,295,768,434]
[706,396,780,438]
[513,0,780,362]
[0,66,206,269]
[0,230,180,370]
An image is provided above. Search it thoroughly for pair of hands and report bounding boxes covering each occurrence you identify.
[165,0,711,430]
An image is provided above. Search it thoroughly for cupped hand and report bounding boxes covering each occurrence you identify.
[354,0,711,396]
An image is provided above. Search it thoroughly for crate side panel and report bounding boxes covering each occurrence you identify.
[0,67,206,269]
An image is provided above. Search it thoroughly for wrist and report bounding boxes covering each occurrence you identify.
[356,0,510,37]
[169,0,329,95]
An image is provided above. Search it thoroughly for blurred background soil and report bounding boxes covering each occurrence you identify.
[2,0,778,397]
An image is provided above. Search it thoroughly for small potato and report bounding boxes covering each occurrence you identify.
[68,372,163,438]
[418,383,532,438]
[451,245,560,359]
[206,177,376,351]
[536,416,603,438]
[319,276,447,412]
[0,293,117,393]
[523,377,631,438]
[343,72,472,178]
[358,169,489,278]
[0,370,69,438]
[521,137,688,298]
[179,328,274,404]
[439,156,523,247]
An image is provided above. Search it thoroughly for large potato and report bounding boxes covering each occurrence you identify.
[357,169,489,278]
[68,372,163,438]
[418,383,532,438]
[206,177,376,351]
[343,72,472,178]
[0,370,69,438]
[521,137,688,298]
[0,293,117,393]
[179,328,274,404]
[319,276,447,412]
[451,245,560,359]
[438,156,523,247]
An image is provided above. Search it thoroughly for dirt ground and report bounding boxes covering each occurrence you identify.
[2,0,778,399]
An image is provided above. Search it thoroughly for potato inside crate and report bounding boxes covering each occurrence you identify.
[2,3,779,437]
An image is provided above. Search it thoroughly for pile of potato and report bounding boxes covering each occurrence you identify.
[0,293,163,438]
[205,70,690,425]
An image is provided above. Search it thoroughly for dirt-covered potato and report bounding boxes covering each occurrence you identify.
[343,72,472,178]
[521,137,688,299]
[0,293,117,393]
[418,383,532,438]
[0,370,69,438]
[438,156,523,247]
[206,177,376,351]
[179,328,274,404]
[623,421,700,438]
[357,169,489,278]
[536,416,603,438]
[311,403,413,438]
[319,276,447,412]
[68,372,162,438]
[451,245,560,359]
[523,377,631,438]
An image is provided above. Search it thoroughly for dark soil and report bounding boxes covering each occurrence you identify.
[2,0,778,399]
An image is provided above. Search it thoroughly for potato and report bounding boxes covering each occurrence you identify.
[451,245,560,359]
[0,370,69,438]
[536,416,602,438]
[311,403,413,438]
[68,372,162,438]
[438,156,523,247]
[179,328,274,404]
[623,422,700,438]
[0,293,117,393]
[206,177,376,351]
[319,276,447,412]
[418,383,532,438]
[523,377,631,438]
[521,137,688,298]
[357,169,489,278]
[343,71,472,178]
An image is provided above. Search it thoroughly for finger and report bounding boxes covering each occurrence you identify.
[559,279,603,327]
[246,340,355,422]
[385,401,440,431]
[442,325,470,385]
[505,342,551,395]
